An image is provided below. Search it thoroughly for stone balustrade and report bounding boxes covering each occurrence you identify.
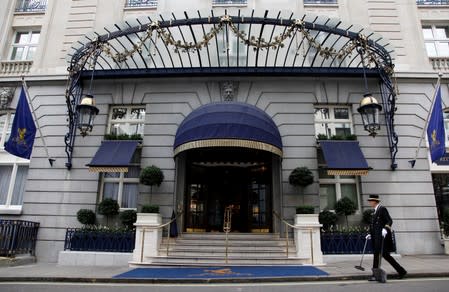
[0,60,33,76]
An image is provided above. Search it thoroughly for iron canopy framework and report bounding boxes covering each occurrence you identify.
[64,9,398,170]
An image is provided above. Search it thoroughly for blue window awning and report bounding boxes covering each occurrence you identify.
[320,141,370,176]
[87,140,139,172]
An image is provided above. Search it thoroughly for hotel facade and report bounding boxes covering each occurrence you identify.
[0,0,448,263]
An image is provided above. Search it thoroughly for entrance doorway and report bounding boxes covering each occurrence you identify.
[184,148,273,233]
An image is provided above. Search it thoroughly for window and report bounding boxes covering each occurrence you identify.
[315,106,359,211]
[107,105,145,137]
[100,149,141,209]
[1,113,29,213]
[100,105,146,209]
[125,0,157,8]
[10,30,40,61]
[314,106,353,138]
[317,151,360,211]
[0,112,14,147]
[212,0,248,5]
[422,25,449,57]
[304,0,338,4]
[15,0,47,12]
[417,1,449,5]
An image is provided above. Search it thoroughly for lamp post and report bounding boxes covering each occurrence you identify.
[358,93,382,137]
[76,94,99,136]
[356,46,382,137]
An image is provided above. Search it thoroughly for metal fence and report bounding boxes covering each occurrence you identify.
[321,232,373,254]
[125,0,158,8]
[0,220,39,257]
[15,0,47,12]
[64,228,136,252]
[416,0,449,5]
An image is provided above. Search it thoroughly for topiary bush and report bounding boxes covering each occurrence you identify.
[119,209,137,229]
[98,198,120,226]
[319,210,338,231]
[289,167,314,188]
[140,165,164,204]
[335,197,357,228]
[141,204,160,213]
[76,209,96,225]
[295,205,315,214]
[362,209,374,225]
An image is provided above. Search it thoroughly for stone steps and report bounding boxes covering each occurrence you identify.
[133,232,307,266]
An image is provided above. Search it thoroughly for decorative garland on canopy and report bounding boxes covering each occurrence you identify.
[88,15,390,74]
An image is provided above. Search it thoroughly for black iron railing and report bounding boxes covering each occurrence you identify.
[417,0,449,5]
[64,228,136,252]
[0,220,39,257]
[304,0,338,4]
[15,0,47,12]
[125,0,158,8]
[212,0,247,5]
[321,232,372,254]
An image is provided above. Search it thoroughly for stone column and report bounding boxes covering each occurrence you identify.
[294,214,324,265]
[132,213,162,264]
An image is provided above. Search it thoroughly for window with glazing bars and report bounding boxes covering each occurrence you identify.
[212,0,248,5]
[15,0,47,12]
[125,0,158,8]
[417,0,449,5]
[304,0,338,4]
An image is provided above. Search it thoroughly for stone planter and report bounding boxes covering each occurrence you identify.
[135,213,162,226]
[132,213,162,263]
[294,214,324,265]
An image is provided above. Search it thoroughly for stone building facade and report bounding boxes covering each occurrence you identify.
[0,0,448,262]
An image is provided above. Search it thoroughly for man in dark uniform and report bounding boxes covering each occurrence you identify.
[366,194,407,280]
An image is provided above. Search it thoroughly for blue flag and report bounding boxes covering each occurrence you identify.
[427,86,446,163]
[4,86,36,159]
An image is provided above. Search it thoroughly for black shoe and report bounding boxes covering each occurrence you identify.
[398,270,407,279]
[368,276,377,281]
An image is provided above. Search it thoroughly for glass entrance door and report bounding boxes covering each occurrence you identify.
[184,148,272,233]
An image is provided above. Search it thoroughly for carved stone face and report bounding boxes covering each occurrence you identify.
[0,87,14,109]
[221,81,237,101]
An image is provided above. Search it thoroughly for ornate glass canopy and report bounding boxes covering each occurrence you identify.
[64,9,398,170]
[66,9,395,76]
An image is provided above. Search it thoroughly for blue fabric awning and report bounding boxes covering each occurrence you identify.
[87,140,139,172]
[173,102,283,156]
[320,141,369,176]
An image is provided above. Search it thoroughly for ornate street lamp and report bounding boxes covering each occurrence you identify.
[356,46,382,137]
[358,93,382,137]
[76,94,99,136]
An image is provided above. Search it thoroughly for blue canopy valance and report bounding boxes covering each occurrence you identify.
[174,102,283,157]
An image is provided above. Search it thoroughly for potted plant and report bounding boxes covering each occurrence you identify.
[335,197,357,228]
[76,209,96,226]
[289,167,314,191]
[442,208,449,255]
[319,209,338,231]
[135,204,162,226]
[294,205,319,225]
[119,209,137,230]
[97,198,120,226]
[140,165,164,204]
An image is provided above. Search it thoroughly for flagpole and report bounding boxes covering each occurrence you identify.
[409,72,443,168]
[21,77,55,166]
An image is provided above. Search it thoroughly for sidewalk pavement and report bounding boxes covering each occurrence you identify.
[0,255,448,283]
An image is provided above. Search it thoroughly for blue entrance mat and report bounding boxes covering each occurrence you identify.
[114,266,328,279]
